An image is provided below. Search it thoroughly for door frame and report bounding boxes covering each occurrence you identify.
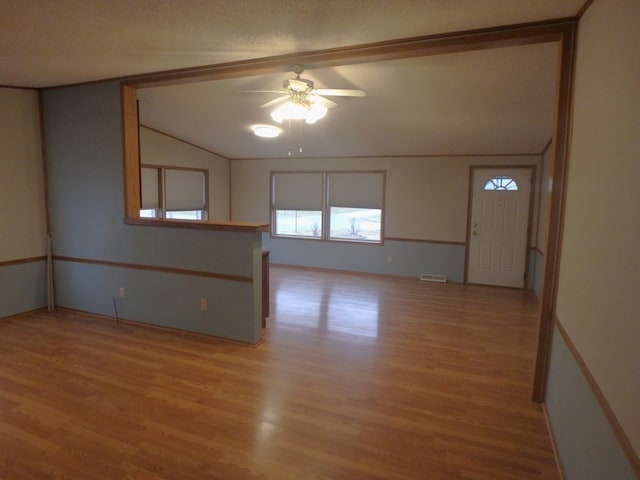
[464,165,537,288]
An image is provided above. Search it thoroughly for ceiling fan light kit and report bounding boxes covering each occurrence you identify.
[246,64,365,126]
[271,99,328,124]
[252,125,281,138]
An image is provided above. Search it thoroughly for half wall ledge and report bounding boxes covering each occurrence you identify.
[124,218,269,233]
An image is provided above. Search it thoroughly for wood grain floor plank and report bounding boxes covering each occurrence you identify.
[0,267,559,479]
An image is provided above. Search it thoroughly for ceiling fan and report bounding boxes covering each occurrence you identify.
[245,65,366,124]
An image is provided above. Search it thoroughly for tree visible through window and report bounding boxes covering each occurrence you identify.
[484,175,518,191]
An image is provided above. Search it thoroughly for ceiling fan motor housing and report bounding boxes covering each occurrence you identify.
[283,77,314,92]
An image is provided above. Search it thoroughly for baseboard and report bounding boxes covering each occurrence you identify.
[0,306,50,321]
[543,403,566,480]
[53,306,264,347]
[269,262,461,283]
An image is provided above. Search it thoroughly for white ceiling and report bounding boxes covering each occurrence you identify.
[1,0,585,158]
[138,43,559,159]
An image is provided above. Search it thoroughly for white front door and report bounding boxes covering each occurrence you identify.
[466,168,533,288]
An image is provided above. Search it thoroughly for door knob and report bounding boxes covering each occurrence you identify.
[472,222,478,227]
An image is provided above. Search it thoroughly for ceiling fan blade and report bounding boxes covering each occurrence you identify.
[259,95,290,108]
[239,90,286,94]
[315,88,366,97]
[313,95,338,108]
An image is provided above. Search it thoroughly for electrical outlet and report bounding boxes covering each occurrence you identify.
[387,255,392,263]
[119,287,125,298]
[200,298,208,311]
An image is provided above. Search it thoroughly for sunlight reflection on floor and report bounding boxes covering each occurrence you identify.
[272,277,380,338]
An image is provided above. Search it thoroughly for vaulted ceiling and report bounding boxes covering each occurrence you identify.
[1,0,586,158]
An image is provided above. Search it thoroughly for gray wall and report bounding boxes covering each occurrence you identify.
[264,235,465,282]
[42,81,263,344]
[0,261,47,318]
[531,139,554,299]
[530,249,544,298]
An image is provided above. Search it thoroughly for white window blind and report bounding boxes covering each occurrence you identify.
[273,173,323,211]
[327,172,384,208]
[165,169,205,211]
[140,167,160,209]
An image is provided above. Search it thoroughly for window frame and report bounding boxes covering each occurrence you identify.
[141,164,209,221]
[270,170,385,244]
[483,175,519,191]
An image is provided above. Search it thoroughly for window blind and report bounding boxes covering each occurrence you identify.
[273,173,323,211]
[327,172,384,209]
[140,167,160,209]
[165,169,205,211]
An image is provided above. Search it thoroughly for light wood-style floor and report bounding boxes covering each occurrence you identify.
[0,267,560,479]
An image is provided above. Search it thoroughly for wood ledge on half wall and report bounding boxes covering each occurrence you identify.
[124,217,269,233]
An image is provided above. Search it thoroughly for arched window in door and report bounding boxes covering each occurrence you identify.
[483,175,519,191]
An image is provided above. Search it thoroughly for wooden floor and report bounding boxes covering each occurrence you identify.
[0,267,560,479]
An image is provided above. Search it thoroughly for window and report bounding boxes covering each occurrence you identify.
[327,173,383,242]
[275,210,323,237]
[272,173,323,238]
[271,171,385,243]
[484,175,518,191]
[141,166,208,220]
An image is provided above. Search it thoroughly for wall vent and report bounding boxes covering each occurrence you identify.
[420,273,447,283]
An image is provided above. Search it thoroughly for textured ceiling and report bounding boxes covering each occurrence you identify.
[1,0,583,88]
[1,0,584,157]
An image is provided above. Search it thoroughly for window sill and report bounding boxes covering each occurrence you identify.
[124,217,269,233]
[271,234,383,245]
